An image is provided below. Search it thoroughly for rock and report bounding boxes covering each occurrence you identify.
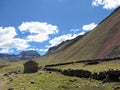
[3,73,9,77]
[8,88,14,90]
[30,81,35,84]
[113,86,120,90]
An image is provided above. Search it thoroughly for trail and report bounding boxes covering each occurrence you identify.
[0,74,8,90]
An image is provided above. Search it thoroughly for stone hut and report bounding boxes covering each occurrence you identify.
[24,60,38,73]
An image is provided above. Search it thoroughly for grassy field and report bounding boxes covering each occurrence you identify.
[0,59,120,90]
[1,69,120,90]
[0,58,9,65]
[48,60,120,72]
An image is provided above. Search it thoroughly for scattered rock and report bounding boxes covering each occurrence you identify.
[3,70,21,77]
[113,86,120,90]
[48,71,52,73]
[44,68,120,82]
[8,88,14,90]
[84,61,100,66]
[69,79,77,82]
[9,78,13,82]
[3,73,9,77]
[30,81,35,84]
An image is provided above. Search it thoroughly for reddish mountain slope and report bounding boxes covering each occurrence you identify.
[92,7,120,59]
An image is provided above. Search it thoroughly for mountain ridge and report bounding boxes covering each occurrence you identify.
[36,6,120,65]
[46,34,86,55]
[0,50,40,61]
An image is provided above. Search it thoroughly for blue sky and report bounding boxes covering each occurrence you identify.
[0,0,120,55]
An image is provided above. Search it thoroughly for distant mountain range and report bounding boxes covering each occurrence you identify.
[0,50,40,61]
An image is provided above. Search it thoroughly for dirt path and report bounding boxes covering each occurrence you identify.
[0,74,8,90]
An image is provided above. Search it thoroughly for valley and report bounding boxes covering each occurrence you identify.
[0,59,120,90]
[0,6,120,90]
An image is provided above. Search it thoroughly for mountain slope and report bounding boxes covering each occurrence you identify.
[37,6,120,65]
[47,34,85,55]
[0,58,8,65]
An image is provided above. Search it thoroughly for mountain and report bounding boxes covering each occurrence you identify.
[18,50,40,60]
[0,50,40,61]
[47,34,85,55]
[37,6,120,65]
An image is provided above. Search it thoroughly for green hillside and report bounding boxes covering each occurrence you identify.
[0,58,8,65]
[36,6,120,66]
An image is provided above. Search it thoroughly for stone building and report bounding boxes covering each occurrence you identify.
[24,60,38,73]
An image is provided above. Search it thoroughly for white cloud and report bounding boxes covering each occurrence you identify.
[78,32,86,35]
[0,22,59,53]
[27,48,48,52]
[0,26,30,52]
[0,27,17,42]
[48,32,85,47]
[70,29,80,32]
[92,0,120,10]
[0,37,30,51]
[9,38,29,50]
[0,48,13,53]
[82,23,97,31]
[27,34,49,42]
[19,22,59,42]
[0,22,87,54]
[39,49,48,52]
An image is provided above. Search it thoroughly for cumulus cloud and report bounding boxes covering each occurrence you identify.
[0,22,59,53]
[7,38,29,50]
[39,49,48,52]
[0,48,13,53]
[0,27,17,42]
[0,26,29,53]
[82,23,97,31]
[48,32,85,47]
[19,22,59,42]
[0,37,29,51]
[0,22,87,53]
[70,29,80,32]
[92,0,120,10]
[27,48,48,52]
